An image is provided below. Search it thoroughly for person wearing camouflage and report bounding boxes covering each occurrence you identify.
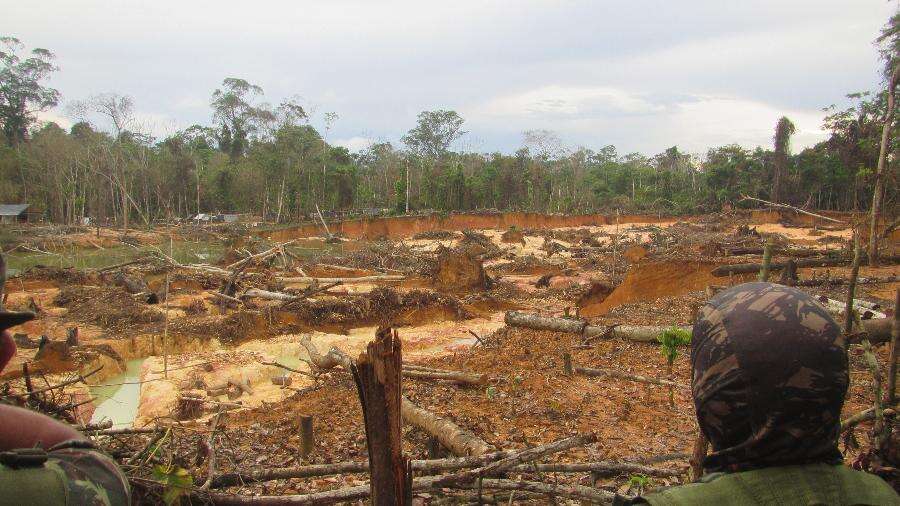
[626,282,897,505]
[0,308,130,505]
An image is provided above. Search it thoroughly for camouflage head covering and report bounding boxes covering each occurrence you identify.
[691,282,848,473]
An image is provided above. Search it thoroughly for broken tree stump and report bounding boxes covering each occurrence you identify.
[351,327,411,505]
[300,415,314,458]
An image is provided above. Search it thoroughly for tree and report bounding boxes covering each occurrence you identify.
[771,116,796,203]
[211,78,264,160]
[870,12,900,266]
[401,110,466,159]
[0,37,60,146]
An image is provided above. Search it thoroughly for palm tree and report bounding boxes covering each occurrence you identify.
[771,116,796,203]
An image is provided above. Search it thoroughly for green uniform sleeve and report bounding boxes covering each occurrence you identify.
[0,445,130,506]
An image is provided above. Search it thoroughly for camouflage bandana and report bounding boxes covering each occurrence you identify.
[691,282,848,473]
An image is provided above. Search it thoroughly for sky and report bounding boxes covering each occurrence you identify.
[3,0,896,157]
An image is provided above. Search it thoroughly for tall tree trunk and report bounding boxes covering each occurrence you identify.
[870,63,900,267]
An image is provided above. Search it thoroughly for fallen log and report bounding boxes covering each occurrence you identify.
[795,276,897,287]
[504,311,691,343]
[848,318,894,344]
[240,288,298,302]
[299,335,353,372]
[401,369,487,386]
[739,195,846,224]
[725,247,831,257]
[817,296,886,320]
[401,396,491,456]
[712,256,900,277]
[226,240,296,271]
[575,367,689,390]
[205,478,615,505]
[277,275,405,284]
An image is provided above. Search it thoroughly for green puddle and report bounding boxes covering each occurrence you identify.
[89,359,145,427]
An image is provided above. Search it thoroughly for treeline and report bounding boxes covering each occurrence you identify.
[0,41,897,226]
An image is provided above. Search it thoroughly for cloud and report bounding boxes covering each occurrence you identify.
[466,87,828,154]
[333,136,373,153]
[6,0,893,155]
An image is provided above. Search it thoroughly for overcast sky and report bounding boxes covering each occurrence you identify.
[4,1,896,156]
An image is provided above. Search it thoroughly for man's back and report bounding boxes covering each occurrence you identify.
[635,464,897,506]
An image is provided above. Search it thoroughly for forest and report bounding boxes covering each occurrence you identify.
[0,21,898,227]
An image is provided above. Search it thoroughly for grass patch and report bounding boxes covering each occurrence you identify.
[6,241,227,275]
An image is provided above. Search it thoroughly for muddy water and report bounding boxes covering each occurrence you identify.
[89,358,145,427]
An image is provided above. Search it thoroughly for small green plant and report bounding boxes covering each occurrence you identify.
[152,464,193,505]
[657,327,691,406]
[628,473,651,495]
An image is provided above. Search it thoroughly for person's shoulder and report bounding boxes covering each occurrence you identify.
[635,465,898,506]
[0,441,131,506]
[48,443,131,506]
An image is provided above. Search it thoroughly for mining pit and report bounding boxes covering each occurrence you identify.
[2,209,897,503]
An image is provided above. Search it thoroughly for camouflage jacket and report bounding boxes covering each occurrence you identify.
[0,440,130,506]
[621,463,898,506]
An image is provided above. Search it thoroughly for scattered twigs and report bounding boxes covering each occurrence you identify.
[574,366,689,390]
[125,428,168,465]
[199,412,224,491]
[277,274,405,284]
[739,195,845,223]
[423,433,597,489]
[259,361,317,379]
[26,365,103,396]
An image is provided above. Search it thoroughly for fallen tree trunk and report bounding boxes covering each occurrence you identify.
[739,195,846,224]
[505,311,691,343]
[725,247,830,257]
[401,396,491,456]
[575,367,689,390]
[795,276,897,287]
[401,369,487,386]
[817,296,886,320]
[240,288,298,302]
[277,275,405,284]
[300,335,353,372]
[712,256,900,277]
[849,318,894,345]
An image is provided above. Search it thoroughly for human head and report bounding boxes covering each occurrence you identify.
[691,282,848,473]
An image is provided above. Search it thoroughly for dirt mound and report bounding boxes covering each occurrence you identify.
[291,287,470,327]
[433,248,487,291]
[458,230,500,258]
[579,260,753,317]
[21,266,99,286]
[318,240,436,274]
[53,285,163,333]
[575,281,615,308]
[500,227,526,245]
[171,310,267,344]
